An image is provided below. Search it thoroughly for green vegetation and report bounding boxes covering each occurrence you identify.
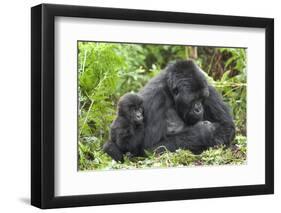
[78,42,247,171]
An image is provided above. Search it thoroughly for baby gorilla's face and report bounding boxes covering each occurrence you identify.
[131,106,144,124]
[118,93,144,125]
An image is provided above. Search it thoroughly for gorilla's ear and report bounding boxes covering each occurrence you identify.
[103,141,124,162]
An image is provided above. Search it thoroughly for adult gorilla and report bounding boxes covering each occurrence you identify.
[138,60,235,154]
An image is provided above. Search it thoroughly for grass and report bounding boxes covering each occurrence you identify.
[78,134,246,171]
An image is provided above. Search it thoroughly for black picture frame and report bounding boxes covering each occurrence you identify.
[31,3,274,209]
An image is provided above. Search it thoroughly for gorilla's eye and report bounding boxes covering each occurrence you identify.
[172,88,178,95]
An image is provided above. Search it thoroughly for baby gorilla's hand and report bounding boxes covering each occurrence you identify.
[103,141,124,162]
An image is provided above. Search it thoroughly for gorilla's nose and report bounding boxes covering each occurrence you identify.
[194,102,202,114]
[136,112,143,120]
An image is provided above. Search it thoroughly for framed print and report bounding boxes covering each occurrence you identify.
[31,3,274,209]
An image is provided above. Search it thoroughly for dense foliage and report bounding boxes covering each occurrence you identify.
[78,42,247,170]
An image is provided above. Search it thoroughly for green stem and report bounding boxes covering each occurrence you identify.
[79,99,94,137]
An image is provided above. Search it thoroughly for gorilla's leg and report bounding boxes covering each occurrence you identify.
[153,122,216,154]
[153,133,206,155]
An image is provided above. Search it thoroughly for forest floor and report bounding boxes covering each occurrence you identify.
[78,134,246,171]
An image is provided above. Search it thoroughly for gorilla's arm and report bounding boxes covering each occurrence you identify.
[138,73,170,149]
[141,88,168,149]
[102,119,128,162]
[203,85,235,145]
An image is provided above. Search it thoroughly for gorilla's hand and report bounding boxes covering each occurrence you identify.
[103,141,124,162]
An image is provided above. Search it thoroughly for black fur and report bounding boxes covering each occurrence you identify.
[153,121,218,154]
[103,93,145,162]
[139,60,235,154]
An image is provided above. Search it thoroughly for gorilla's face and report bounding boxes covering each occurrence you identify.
[166,60,209,125]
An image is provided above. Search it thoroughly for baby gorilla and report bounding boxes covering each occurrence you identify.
[103,93,145,162]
